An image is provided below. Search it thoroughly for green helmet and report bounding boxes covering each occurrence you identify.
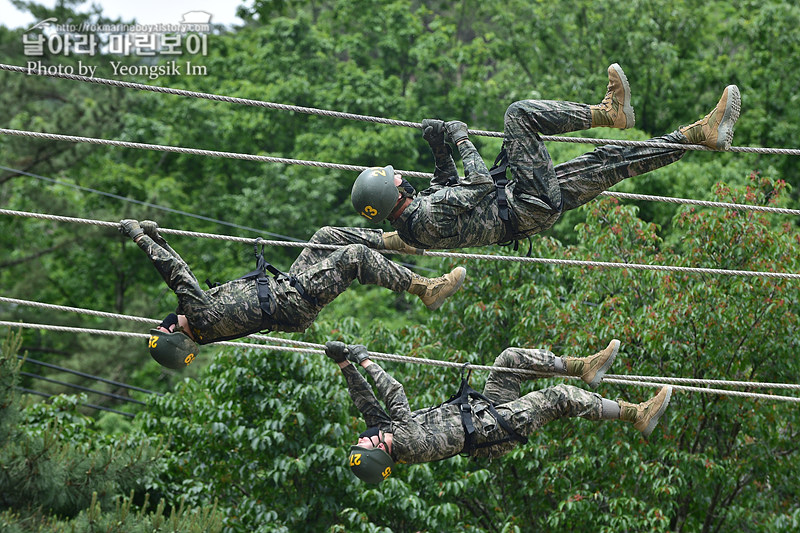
[348,445,395,484]
[147,329,199,369]
[351,165,398,223]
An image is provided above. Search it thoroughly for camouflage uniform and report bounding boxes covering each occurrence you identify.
[343,347,605,464]
[392,100,688,249]
[136,226,413,343]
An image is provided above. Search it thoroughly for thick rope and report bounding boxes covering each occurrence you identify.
[2,208,799,280]
[4,63,800,156]
[598,191,800,216]
[2,126,797,217]
[3,321,799,403]
[2,305,799,395]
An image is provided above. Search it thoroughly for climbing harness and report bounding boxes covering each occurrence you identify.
[204,239,319,338]
[444,364,528,456]
[208,238,318,306]
[489,149,533,256]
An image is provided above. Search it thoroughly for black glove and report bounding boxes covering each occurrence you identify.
[141,220,160,239]
[347,344,370,365]
[422,119,446,145]
[325,341,349,363]
[119,219,143,240]
[444,120,469,145]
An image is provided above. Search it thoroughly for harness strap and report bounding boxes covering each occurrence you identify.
[255,240,320,308]
[204,240,319,308]
[490,149,512,238]
[447,365,527,456]
[489,149,533,257]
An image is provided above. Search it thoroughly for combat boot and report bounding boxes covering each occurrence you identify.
[565,339,620,389]
[407,267,467,310]
[590,63,635,129]
[383,231,425,255]
[618,386,672,437]
[679,85,740,150]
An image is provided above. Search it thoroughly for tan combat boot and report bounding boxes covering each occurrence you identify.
[679,85,740,150]
[383,231,425,255]
[618,386,672,437]
[590,63,635,129]
[407,267,467,310]
[565,339,620,389]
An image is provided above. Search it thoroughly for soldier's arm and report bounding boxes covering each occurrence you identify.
[363,362,412,422]
[428,144,459,190]
[134,235,204,301]
[455,139,493,187]
[341,364,392,428]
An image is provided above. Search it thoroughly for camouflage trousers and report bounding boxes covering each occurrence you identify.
[472,347,604,458]
[287,226,412,307]
[503,99,688,237]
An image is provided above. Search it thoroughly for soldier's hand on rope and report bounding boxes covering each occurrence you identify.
[346,344,371,365]
[141,220,161,239]
[444,120,469,145]
[119,219,143,240]
[422,119,446,145]
[325,341,350,363]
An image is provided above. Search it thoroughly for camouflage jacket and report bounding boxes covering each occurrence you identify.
[136,235,315,343]
[391,139,510,250]
[343,362,517,464]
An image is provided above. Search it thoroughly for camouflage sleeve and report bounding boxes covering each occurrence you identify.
[364,362,412,423]
[135,235,204,302]
[456,139,493,186]
[342,364,392,429]
[427,143,459,189]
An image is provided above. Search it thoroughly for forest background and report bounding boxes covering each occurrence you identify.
[1,0,799,531]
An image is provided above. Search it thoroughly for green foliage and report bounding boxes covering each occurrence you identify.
[0,330,224,531]
[2,0,800,531]
[137,170,800,531]
[0,491,223,533]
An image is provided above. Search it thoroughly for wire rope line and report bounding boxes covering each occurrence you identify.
[0,164,305,241]
[3,208,800,280]
[4,62,800,156]
[15,387,136,418]
[1,127,795,217]
[17,355,161,396]
[0,126,424,175]
[2,319,799,403]
[9,290,800,394]
[0,165,433,273]
[0,295,335,350]
[596,190,800,216]
[19,371,147,405]
[600,378,799,402]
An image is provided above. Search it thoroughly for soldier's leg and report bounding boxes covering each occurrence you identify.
[291,243,411,306]
[292,243,465,310]
[555,131,687,212]
[482,347,561,405]
[503,100,593,212]
[290,226,385,274]
[497,384,672,438]
[496,384,607,438]
[483,341,619,404]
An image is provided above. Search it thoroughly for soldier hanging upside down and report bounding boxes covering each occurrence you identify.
[351,63,741,251]
[118,221,466,369]
[325,339,672,484]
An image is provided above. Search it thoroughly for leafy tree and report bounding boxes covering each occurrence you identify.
[0,330,224,532]
[140,176,799,532]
